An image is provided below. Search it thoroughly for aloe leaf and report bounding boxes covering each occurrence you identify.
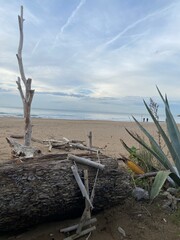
[165,109,180,173]
[156,86,167,106]
[120,139,133,155]
[143,100,180,171]
[157,88,180,174]
[131,117,175,173]
[157,86,180,142]
[150,170,170,200]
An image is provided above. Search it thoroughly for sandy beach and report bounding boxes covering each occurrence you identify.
[1,117,179,240]
[0,117,159,160]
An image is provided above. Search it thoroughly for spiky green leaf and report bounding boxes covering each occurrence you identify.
[150,170,170,200]
[156,87,180,174]
[143,100,180,171]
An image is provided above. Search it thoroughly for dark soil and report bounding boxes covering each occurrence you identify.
[1,197,180,240]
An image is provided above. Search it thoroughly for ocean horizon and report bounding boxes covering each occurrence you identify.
[0,106,178,123]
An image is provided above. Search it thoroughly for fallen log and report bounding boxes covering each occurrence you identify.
[0,153,132,232]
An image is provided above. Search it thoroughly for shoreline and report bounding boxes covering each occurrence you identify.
[0,106,151,122]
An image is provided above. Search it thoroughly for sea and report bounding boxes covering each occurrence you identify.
[0,106,179,123]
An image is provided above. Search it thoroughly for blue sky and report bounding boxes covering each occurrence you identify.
[1,0,180,115]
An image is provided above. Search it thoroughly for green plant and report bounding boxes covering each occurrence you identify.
[149,97,162,148]
[149,97,159,121]
[126,87,180,200]
[121,140,163,172]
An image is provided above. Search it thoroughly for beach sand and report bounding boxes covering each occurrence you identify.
[0,117,158,160]
[0,117,178,240]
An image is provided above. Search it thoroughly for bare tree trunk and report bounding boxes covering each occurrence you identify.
[16,6,34,146]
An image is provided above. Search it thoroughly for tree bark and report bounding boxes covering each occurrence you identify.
[0,153,131,232]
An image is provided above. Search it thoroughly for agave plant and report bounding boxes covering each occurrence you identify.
[126,87,180,200]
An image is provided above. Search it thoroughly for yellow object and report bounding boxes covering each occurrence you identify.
[126,160,145,174]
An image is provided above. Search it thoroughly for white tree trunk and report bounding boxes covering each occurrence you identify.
[16,6,34,146]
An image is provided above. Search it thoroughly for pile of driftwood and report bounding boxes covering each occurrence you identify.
[7,131,100,158]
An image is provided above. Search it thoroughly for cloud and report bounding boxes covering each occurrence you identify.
[1,0,180,114]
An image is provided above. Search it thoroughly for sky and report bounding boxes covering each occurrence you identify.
[1,0,180,115]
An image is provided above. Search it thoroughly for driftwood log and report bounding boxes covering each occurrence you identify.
[6,137,41,158]
[0,153,131,232]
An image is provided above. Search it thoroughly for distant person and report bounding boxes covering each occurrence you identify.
[143,118,145,122]
[146,118,148,122]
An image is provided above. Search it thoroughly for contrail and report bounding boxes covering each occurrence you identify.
[60,0,86,34]
[32,39,41,55]
[53,0,86,47]
[103,3,176,48]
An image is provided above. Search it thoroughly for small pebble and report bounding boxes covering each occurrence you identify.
[118,226,126,237]
[132,187,149,200]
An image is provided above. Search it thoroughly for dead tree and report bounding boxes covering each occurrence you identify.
[16,6,34,146]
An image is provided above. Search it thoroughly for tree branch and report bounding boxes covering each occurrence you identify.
[16,77,25,100]
[16,6,26,85]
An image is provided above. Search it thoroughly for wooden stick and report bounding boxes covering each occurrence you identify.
[43,139,66,143]
[64,226,96,240]
[88,131,92,154]
[60,218,97,233]
[48,141,52,152]
[69,142,98,152]
[71,165,93,209]
[10,135,43,144]
[90,169,99,203]
[88,131,92,148]
[76,207,91,234]
[69,154,105,170]
[64,137,99,152]
[136,172,158,179]
[76,170,91,234]
[84,170,91,220]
